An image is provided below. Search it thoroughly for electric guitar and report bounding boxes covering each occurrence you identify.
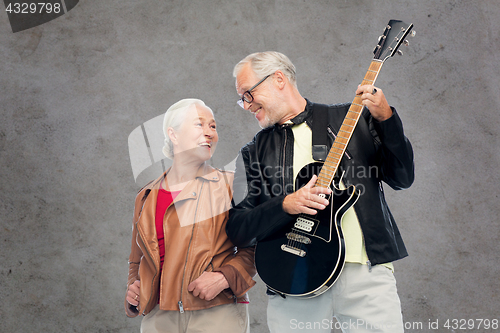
[254,20,415,298]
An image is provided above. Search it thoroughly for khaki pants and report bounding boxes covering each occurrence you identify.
[141,303,249,333]
[267,263,404,333]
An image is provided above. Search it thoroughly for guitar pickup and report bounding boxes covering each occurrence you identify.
[294,217,315,232]
[286,232,311,244]
[281,244,306,257]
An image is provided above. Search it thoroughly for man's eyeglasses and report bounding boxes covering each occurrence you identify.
[237,74,272,108]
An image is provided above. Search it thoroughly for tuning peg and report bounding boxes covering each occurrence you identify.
[410,30,416,37]
[404,40,409,46]
[397,50,404,56]
[378,35,386,43]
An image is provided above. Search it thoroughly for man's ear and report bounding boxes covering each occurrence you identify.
[274,70,287,89]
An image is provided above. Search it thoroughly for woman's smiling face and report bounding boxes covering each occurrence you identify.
[170,104,218,162]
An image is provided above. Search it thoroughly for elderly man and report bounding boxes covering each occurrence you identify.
[227,51,414,333]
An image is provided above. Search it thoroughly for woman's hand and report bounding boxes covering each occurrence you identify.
[188,272,229,301]
[126,280,141,306]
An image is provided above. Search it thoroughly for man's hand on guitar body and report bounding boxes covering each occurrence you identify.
[282,175,331,215]
[356,84,393,122]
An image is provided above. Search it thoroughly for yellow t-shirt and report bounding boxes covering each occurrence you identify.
[290,121,393,271]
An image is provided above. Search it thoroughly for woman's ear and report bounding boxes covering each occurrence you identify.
[167,127,177,145]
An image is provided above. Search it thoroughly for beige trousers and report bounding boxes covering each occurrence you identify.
[141,302,249,333]
[267,263,404,333]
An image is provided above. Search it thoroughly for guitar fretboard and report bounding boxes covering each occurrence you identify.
[315,60,384,188]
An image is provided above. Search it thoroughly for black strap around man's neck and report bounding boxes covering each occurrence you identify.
[312,104,329,161]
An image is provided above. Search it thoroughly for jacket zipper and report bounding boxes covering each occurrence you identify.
[135,192,158,316]
[327,126,352,160]
[282,125,288,192]
[178,182,205,313]
[137,229,157,315]
[203,258,214,272]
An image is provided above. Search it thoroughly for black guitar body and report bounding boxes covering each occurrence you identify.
[255,162,360,298]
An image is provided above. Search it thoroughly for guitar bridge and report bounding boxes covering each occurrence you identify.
[286,232,311,244]
[281,244,306,257]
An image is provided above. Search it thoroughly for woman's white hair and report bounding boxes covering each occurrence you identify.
[233,51,297,87]
[162,98,212,159]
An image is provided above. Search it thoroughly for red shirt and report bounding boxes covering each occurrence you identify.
[155,189,181,279]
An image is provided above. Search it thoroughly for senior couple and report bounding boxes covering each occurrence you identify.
[124,51,415,333]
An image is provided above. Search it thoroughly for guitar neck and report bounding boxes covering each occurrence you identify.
[315,60,384,188]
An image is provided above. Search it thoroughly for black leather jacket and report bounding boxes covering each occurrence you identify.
[227,99,414,266]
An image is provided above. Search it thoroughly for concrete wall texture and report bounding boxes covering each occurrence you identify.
[1,1,499,332]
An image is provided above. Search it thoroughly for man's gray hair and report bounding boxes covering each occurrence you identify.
[162,98,211,159]
[233,51,297,87]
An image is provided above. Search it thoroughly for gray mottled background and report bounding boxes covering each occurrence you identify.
[1,1,499,332]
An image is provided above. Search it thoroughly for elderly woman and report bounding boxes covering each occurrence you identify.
[125,99,256,333]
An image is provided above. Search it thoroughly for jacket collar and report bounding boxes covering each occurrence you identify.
[275,98,314,128]
[146,163,219,190]
[138,163,222,225]
[291,98,314,125]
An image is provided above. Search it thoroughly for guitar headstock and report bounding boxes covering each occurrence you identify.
[373,20,415,62]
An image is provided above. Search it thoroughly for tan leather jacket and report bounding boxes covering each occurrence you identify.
[125,165,256,317]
